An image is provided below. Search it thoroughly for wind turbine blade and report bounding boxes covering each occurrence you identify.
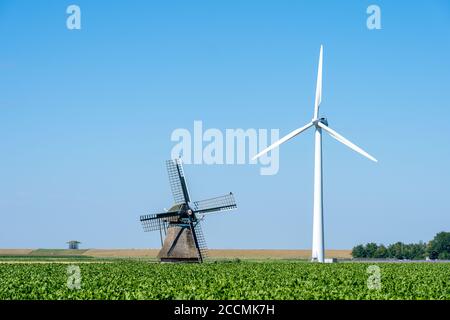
[252,122,314,160]
[317,122,378,163]
[313,45,323,119]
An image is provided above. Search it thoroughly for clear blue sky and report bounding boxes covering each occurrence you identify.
[1,1,449,249]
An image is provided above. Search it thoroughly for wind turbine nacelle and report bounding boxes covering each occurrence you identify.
[319,117,328,126]
[313,117,328,126]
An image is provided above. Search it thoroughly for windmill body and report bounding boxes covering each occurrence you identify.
[253,46,377,263]
[140,159,237,263]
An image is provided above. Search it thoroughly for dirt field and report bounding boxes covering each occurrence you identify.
[0,249,34,255]
[0,261,113,264]
[83,249,159,257]
[208,249,351,259]
[0,249,351,259]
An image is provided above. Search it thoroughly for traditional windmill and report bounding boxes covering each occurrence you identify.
[140,159,237,263]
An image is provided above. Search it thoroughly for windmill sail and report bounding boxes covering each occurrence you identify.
[140,211,179,232]
[166,159,191,204]
[192,221,208,261]
[192,193,237,214]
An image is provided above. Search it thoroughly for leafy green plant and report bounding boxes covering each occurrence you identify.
[0,261,449,300]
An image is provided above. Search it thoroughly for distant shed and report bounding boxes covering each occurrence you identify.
[67,240,81,250]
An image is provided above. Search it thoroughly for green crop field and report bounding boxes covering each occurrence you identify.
[0,260,449,300]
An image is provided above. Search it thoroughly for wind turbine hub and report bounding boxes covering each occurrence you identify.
[313,117,328,127]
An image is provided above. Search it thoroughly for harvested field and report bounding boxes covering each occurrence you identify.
[0,261,112,264]
[0,249,33,256]
[207,249,351,259]
[83,249,159,257]
[0,249,351,259]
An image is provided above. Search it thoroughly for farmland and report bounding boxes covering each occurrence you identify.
[0,260,449,300]
[0,249,353,260]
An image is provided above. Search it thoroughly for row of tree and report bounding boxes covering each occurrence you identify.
[352,232,450,260]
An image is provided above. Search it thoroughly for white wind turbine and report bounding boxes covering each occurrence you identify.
[253,45,377,263]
